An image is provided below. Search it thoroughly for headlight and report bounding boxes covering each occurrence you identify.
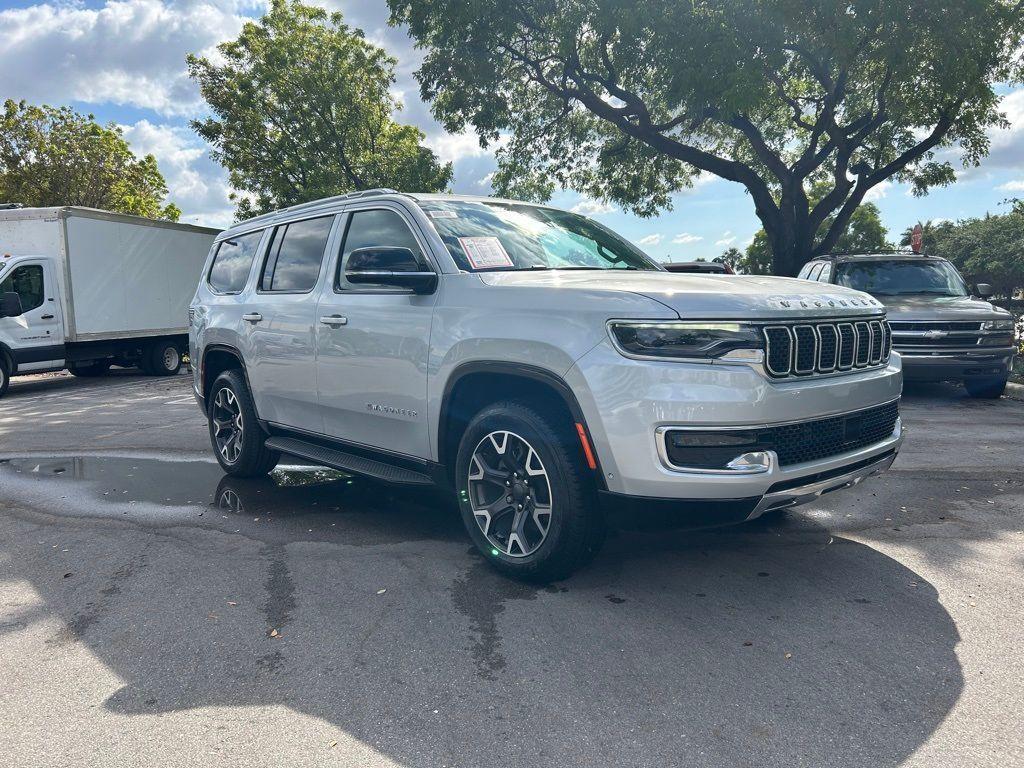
[981,319,1014,331]
[609,321,764,360]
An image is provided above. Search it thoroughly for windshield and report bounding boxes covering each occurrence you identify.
[835,260,968,297]
[418,200,662,272]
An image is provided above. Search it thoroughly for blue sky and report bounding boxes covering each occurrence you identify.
[2,0,1023,260]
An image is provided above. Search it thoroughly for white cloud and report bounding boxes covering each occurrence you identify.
[997,179,1024,192]
[637,233,663,246]
[422,129,493,165]
[571,198,615,216]
[120,119,233,228]
[714,231,736,247]
[0,1,249,117]
[863,181,892,202]
[672,232,703,245]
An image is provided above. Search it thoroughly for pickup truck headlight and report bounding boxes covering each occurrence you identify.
[609,322,764,360]
[981,319,1014,331]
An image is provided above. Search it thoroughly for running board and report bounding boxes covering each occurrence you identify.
[264,436,434,486]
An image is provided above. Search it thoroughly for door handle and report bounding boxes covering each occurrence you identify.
[320,315,348,327]
[242,313,263,323]
[41,314,54,320]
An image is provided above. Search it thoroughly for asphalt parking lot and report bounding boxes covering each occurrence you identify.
[1,371,1022,767]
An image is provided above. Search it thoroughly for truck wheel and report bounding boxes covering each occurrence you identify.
[207,370,279,477]
[454,401,605,581]
[964,376,1007,399]
[146,341,182,376]
[0,358,10,398]
[68,361,111,377]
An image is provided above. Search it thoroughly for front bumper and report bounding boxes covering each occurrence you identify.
[898,347,1014,382]
[567,338,904,508]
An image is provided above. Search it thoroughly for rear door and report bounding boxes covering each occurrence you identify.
[314,205,437,458]
[0,259,66,371]
[245,214,338,434]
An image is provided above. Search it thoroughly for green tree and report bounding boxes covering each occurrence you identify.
[898,220,950,254]
[390,0,1023,275]
[740,198,890,274]
[717,247,743,271]
[920,211,1024,298]
[0,100,180,220]
[188,0,452,220]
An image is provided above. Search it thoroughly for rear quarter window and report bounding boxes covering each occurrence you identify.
[208,230,264,294]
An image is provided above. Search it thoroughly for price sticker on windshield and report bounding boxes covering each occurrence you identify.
[459,237,514,269]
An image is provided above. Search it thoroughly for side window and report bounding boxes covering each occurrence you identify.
[260,215,334,292]
[817,263,833,283]
[807,263,824,281]
[0,264,44,313]
[335,209,426,292]
[208,230,263,294]
[797,262,813,279]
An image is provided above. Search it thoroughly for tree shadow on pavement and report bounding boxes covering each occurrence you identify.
[0,458,963,768]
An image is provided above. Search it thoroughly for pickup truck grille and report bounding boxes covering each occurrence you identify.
[888,320,987,350]
[763,318,890,378]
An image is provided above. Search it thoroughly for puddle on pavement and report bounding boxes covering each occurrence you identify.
[0,456,462,543]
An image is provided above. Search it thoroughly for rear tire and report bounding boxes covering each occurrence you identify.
[68,361,111,377]
[0,358,10,398]
[207,370,279,477]
[146,341,182,376]
[965,376,1007,399]
[455,400,605,581]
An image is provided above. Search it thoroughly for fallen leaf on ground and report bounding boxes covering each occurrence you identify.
[376,588,387,595]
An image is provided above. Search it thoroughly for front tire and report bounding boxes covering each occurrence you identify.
[207,370,279,477]
[455,401,605,581]
[965,376,1007,399]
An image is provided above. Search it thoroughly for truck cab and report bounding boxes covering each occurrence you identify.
[798,253,1016,397]
[0,255,67,386]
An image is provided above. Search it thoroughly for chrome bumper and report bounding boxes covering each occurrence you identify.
[747,449,898,520]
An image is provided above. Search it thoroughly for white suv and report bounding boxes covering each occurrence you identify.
[190,190,903,579]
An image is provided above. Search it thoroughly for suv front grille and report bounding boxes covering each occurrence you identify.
[768,400,899,465]
[662,400,900,469]
[763,318,890,378]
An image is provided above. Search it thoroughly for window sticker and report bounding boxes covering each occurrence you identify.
[458,237,514,269]
[427,209,457,219]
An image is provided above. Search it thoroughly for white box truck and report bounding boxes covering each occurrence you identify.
[0,206,219,398]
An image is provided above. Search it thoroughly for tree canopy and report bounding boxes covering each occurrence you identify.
[902,206,1024,298]
[0,100,180,220]
[189,0,452,220]
[390,0,1024,274]
[737,198,890,274]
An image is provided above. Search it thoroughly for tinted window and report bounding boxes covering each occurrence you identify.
[209,231,263,293]
[336,209,425,291]
[0,264,44,313]
[261,216,334,292]
[836,260,968,297]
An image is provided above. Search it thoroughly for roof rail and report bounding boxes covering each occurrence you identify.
[282,188,400,215]
[229,189,402,230]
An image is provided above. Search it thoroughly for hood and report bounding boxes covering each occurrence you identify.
[477,270,884,320]
[871,293,1010,322]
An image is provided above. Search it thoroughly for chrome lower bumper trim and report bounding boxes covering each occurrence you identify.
[746,450,898,520]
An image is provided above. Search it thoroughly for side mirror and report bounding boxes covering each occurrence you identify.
[975,283,994,298]
[0,291,23,318]
[345,247,438,294]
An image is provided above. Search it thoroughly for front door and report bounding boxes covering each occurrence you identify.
[314,206,436,458]
[244,214,337,434]
[0,260,65,371]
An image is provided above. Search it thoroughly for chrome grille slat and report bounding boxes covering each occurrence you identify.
[762,318,889,379]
